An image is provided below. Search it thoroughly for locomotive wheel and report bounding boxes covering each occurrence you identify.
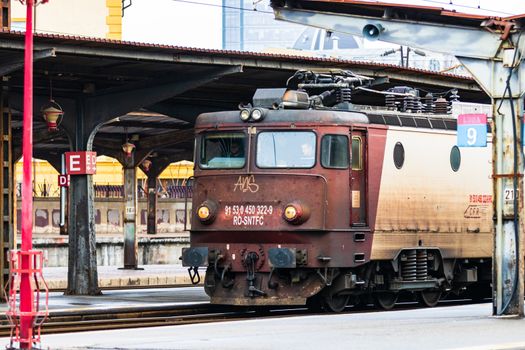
[417,290,442,307]
[323,293,350,313]
[374,292,398,310]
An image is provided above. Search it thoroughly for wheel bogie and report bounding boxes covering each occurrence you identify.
[198,255,489,312]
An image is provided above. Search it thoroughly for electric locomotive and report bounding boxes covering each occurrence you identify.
[182,71,492,311]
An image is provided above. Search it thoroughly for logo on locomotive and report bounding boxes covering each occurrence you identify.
[233,175,259,193]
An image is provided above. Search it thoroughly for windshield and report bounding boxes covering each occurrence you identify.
[199,132,246,169]
[256,131,316,168]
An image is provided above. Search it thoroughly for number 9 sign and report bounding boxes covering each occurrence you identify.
[467,127,477,145]
[457,114,487,147]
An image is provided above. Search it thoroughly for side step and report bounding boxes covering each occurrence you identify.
[389,279,440,291]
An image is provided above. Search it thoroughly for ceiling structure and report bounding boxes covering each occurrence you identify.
[0,30,488,166]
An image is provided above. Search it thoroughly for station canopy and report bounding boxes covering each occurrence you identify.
[0,30,487,164]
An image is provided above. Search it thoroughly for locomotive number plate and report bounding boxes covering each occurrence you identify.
[224,204,274,226]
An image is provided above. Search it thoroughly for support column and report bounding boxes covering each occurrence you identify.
[65,101,100,295]
[458,57,525,317]
[68,173,98,294]
[491,97,524,316]
[144,159,172,235]
[122,159,140,269]
[146,174,157,235]
[0,78,12,302]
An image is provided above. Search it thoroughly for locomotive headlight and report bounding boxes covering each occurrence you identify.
[197,206,210,220]
[240,109,251,121]
[196,200,218,224]
[250,108,265,121]
[284,205,298,221]
[283,201,310,225]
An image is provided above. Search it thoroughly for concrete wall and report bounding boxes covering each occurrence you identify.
[20,197,192,235]
[34,235,189,267]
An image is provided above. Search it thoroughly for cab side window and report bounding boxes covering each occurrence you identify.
[352,136,363,170]
[321,135,349,169]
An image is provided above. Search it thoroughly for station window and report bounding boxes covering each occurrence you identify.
[176,209,186,225]
[450,145,461,172]
[95,209,101,225]
[157,209,170,224]
[199,132,246,169]
[107,209,120,226]
[352,136,363,170]
[256,131,316,168]
[321,134,349,169]
[35,209,48,228]
[52,209,60,228]
[393,142,405,169]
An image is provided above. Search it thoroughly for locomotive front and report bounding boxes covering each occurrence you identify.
[182,87,371,307]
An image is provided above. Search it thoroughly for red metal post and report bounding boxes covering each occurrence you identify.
[5,2,49,348]
[20,0,35,348]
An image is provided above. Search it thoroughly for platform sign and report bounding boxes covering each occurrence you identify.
[65,151,97,175]
[457,114,487,147]
[58,174,70,187]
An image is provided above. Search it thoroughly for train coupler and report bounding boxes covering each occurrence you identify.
[245,251,266,297]
[188,266,200,285]
[267,267,278,290]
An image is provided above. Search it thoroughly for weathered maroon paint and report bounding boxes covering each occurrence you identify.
[365,126,388,231]
[189,110,384,304]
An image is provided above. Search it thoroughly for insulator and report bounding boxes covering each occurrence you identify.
[385,94,396,110]
[422,93,433,113]
[401,250,417,281]
[434,97,448,114]
[449,89,460,102]
[402,96,411,112]
[336,88,352,104]
[416,250,428,280]
[403,95,421,113]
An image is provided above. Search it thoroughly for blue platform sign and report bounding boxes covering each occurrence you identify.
[457,114,487,147]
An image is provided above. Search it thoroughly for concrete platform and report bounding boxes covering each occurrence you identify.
[3,303,525,350]
[0,287,209,314]
[43,264,198,289]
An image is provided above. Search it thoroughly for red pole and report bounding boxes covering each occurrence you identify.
[20,0,35,348]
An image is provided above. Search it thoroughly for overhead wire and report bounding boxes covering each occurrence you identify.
[170,0,273,14]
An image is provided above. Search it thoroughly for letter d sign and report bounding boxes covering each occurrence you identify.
[58,174,70,187]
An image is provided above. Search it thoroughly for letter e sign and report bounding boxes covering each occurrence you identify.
[65,152,97,175]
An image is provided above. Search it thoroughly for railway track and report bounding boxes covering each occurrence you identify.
[0,304,256,336]
[0,297,485,337]
[48,283,200,293]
